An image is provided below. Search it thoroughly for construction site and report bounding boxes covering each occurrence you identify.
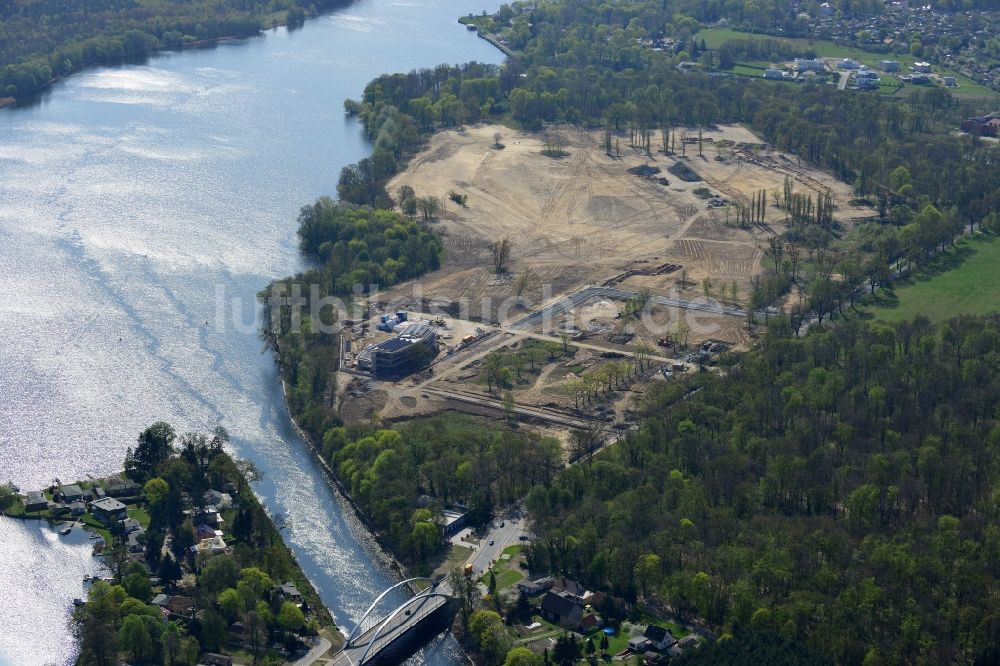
[334,123,874,444]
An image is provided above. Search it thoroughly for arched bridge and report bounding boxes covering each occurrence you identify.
[331,577,455,666]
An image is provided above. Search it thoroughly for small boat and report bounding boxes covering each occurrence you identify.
[59,526,72,536]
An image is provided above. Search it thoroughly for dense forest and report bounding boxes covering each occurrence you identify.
[319,415,561,566]
[266,200,442,437]
[0,0,349,99]
[75,423,331,665]
[525,316,1000,664]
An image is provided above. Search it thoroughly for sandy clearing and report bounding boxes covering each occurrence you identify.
[386,123,869,317]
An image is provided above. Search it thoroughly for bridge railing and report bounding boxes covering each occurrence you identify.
[344,577,434,647]
[357,591,452,665]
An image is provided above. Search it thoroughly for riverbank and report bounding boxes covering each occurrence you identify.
[1,1,352,105]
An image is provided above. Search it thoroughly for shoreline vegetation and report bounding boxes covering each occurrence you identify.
[0,0,356,104]
[4,423,338,666]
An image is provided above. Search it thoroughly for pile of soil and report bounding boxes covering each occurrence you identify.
[627,164,661,176]
[668,161,702,182]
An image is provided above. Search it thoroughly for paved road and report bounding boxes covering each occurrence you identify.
[289,637,332,666]
[837,70,850,90]
[466,516,527,578]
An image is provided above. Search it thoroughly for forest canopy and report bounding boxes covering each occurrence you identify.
[525,316,1000,664]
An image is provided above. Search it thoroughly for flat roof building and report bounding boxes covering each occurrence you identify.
[370,322,438,378]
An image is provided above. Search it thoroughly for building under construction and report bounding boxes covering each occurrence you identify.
[357,322,438,379]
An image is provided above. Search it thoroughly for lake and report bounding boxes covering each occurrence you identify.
[0,1,501,663]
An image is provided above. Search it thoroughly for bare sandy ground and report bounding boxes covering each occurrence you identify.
[386,123,869,314]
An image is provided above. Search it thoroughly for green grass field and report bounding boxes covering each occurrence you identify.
[865,234,1000,322]
[698,28,995,97]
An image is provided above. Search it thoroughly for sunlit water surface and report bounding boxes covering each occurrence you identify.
[0,2,500,663]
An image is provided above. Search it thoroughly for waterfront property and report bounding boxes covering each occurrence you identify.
[58,485,85,504]
[90,497,127,524]
[23,491,48,512]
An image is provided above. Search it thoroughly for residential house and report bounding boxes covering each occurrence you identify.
[539,591,583,629]
[643,625,677,652]
[517,576,554,597]
[166,596,197,618]
[880,59,900,72]
[24,491,48,512]
[91,497,127,524]
[793,58,825,72]
[151,593,170,608]
[763,68,787,79]
[120,517,142,534]
[274,582,303,605]
[203,490,233,510]
[836,58,861,69]
[554,578,593,606]
[191,535,228,556]
[105,480,141,498]
[943,76,957,87]
[60,485,85,504]
[913,61,932,72]
[127,530,146,554]
[68,501,86,516]
[198,508,224,528]
[195,524,223,541]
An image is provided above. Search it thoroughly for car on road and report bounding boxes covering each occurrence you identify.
[519,535,529,541]
[499,521,505,527]
[489,539,495,546]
